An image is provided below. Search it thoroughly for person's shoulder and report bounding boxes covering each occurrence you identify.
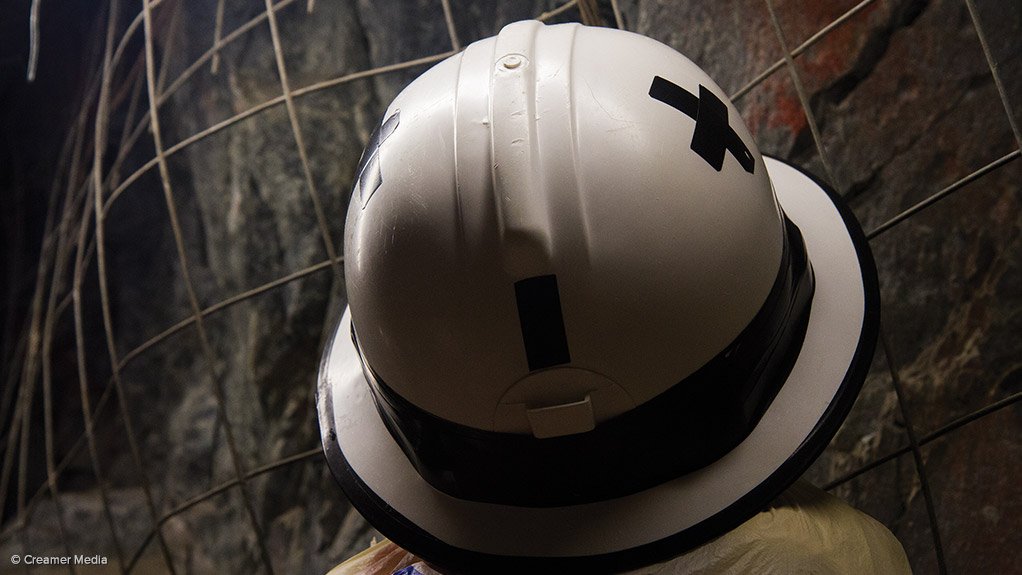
[630,480,912,574]
[327,481,912,575]
[326,538,423,575]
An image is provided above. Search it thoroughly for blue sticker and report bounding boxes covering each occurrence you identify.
[392,567,424,575]
[356,110,400,208]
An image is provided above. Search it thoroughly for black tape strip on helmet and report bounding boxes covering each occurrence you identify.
[352,216,815,507]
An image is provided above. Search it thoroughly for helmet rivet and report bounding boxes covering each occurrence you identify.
[502,55,522,69]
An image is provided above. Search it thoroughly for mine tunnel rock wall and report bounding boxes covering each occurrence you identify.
[4,1,1018,573]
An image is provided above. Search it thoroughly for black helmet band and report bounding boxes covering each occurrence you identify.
[353,216,815,507]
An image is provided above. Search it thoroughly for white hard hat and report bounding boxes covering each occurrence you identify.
[318,19,879,573]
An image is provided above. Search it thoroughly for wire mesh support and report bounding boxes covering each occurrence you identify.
[4,2,1019,572]
[103,50,454,214]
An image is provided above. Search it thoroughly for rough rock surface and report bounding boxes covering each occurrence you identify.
[1,0,1018,573]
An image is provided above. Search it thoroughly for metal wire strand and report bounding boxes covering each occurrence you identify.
[963,0,1022,150]
[72,185,127,573]
[209,0,227,74]
[731,0,877,102]
[867,149,1020,239]
[764,0,837,184]
[537,0,578,22]
[824,388,1022,491]
[880,327,948,574]
[126,448,322,571]
[38,181,83,575]
[577,0,603,26]
[261,0,343,281]
[140,0,276,571]
[91,0,178,571]
[610,0,625,29]
[27,0,42,82]
[439,0,462,51]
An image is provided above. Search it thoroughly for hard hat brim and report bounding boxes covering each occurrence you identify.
[317,156,880,574]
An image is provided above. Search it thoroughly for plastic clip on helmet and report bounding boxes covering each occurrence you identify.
[318,20,879,574]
